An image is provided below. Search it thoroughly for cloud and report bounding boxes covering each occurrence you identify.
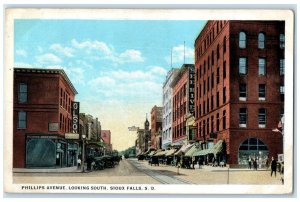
[150,66,168,76]
[14,62,33,68]
[71,39,144,64]
[119,49,144,63]
[16,49,27,57]
[50,44,74,57]
[88,76,116,87]
[110,70,153,80]
[36,53,62,65]
[165,44,194,65]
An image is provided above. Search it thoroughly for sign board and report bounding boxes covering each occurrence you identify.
[48,122,59,132]
[72,102,80,134]
[65,133,80,140]
[188,65,195,116]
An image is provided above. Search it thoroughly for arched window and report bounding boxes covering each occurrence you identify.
[258,32,265,49]
[239,32,246,48]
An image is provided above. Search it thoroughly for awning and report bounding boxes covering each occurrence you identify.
[185,144,202,157]
[86,141,105,148]
[165,148,177,156]
[154,150,167,156]
[192,140,224,156]
[174,144,194,156]
[148,151,157,156]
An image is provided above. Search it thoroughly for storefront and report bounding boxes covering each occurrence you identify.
[25,134,79,168]
[238,137,269,168]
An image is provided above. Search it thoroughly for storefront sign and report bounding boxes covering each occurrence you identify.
[65,133,80,140]
[48,122,59,132]
[188,66,195,116]
[72,102,80,134]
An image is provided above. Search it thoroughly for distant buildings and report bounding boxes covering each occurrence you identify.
[150,106,163,149]
[101,130,112,152]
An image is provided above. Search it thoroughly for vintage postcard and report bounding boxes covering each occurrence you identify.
[3,8,294,195]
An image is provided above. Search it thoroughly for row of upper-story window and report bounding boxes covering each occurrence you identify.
[238,108,284,128]
[173,84,187,106]
[238,32,285,49]
[18,83,73,114]
[172,121,186,139]
[238,57,284,76]
[195,88,226,119]
[197,110,227,137]
[17,111,72,133]
[162,128,171,140]
[162,112,172,128]
[239,84,285,102]
[173,102,187,122]
[195,21,227,58]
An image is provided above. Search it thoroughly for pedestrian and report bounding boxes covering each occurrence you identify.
[253,158,258,170]
[192,156,195,169]
[77,158,81,169]
[271,156,277,177]
[248,156,252,169]
[280,162,284,184]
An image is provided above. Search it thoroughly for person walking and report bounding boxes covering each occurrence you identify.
[271,156,277,177]
[77,158,81,169]
[248,156,252,169]
[253,158,258,170]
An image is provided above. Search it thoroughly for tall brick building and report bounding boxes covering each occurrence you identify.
[170,64,195,146]
[194,21,284,165]
[13,68,78,168]
[150,105,162,149]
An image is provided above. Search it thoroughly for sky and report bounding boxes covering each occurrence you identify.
[14,20,207,151]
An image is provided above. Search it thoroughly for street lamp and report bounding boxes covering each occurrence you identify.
[82,134,86,173]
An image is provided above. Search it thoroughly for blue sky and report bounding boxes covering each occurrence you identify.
[14,20,206,150]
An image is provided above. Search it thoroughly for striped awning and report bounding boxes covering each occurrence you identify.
[174,144,194,156]
[148,151,157,156]
[165,148,177,156]
[154,150,167,156]
[192,140,224,156]
[185,144,202,157]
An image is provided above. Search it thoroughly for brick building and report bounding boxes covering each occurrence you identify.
[194,21,284,166]
[101,130,112,152]
[150,105,162,149]
[170,64,195,146]
[13,68,78,168]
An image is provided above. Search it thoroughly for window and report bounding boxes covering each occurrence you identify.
[19,83,27,103]
[203,101,206,115]
[211,73,214,88]
[211,95,214,110]
[200,65,202,78]
[280,59,285,75]
[259,84,266,100]
[258,58,266,76]
[217,44,220,59]
[216,113,220,131]
[207,118,210,135]
[223,110,226,129]
[203,120,206,135]
[204,61,206,74]
[223,87,226,104]
[208,56,210,69]
[207,77,210,92]
[239,84,247,101]
[199,84,202,98]
[239,108,247,127]
[223,36,227,53]
[211,116,214,133]
[280,85,284,101]
[207,98,209,112]
[239,57,247,75]
[239,32,246,48]
[18,111,26,129]
[258,108,266,128]
[203,80,206,95]
[258,32,265,49]
[280,34,285,49]
[217,92,220,107]
[217,67,220,84]
[211,51,214,66]
[223,61,226,79]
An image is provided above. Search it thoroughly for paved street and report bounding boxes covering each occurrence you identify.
[13,158,283,185]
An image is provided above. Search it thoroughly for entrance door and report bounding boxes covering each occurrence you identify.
[238,138,269,167]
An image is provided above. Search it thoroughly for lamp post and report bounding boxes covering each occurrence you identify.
[81,134,86,173]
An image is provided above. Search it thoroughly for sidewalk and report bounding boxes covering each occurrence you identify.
[13,166,85,173]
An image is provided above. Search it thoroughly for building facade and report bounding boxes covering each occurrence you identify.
[101,130,112,152]
[150,106,163,149]
[194,20,284,165]
[170,64,195,146]
[13,68,78,168]
[162,68,179,149]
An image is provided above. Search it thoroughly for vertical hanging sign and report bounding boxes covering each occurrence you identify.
[72,102,80,134]
[188,66,195,116]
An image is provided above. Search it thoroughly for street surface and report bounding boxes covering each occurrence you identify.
[13,158,283,185]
